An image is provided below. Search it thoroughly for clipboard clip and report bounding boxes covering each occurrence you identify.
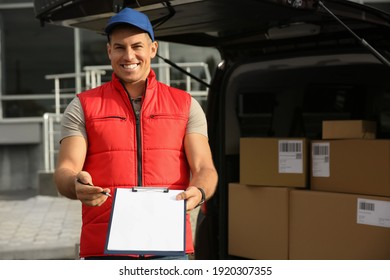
[132,187,169,193]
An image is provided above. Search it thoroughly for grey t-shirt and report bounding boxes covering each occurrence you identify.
[60,96,208,142]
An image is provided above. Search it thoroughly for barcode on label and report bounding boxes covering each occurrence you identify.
[279,141,302,153]
[313,144,329,156]
[359,201,375,211]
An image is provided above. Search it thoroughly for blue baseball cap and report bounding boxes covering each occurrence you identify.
[105,8,155,41]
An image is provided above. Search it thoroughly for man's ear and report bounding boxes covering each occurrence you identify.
[150,41,159,59]
[107,42,112,60]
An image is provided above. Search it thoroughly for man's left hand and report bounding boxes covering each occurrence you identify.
[176,186,203,211]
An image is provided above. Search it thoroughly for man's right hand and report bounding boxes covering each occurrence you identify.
[75,171,110,206]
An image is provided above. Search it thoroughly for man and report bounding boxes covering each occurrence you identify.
[54,7,218,259]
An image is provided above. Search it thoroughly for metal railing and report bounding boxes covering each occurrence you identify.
[43,113,62,172]
[45,73,86,116]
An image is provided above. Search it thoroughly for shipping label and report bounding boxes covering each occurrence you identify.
[278,140,303,173]
[357,198,390,228]
[312,142,330,177]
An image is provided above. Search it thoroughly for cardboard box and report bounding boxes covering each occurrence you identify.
[322,120,376,139]
[289,190,390,259]
[240,138,308,188]
[228,183,289,259]
[311,139,390,197]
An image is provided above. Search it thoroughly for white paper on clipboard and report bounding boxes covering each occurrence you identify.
[105,187,186,255]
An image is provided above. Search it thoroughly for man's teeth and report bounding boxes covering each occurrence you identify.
[123,64,138,69]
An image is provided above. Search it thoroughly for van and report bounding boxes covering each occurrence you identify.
[34,0,390,259]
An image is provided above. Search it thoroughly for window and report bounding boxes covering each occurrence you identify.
[1,6,74,117]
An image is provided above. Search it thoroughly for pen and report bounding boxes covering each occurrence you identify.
[76,178,112,197]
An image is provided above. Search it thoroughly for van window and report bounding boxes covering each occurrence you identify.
[228,54,390,156]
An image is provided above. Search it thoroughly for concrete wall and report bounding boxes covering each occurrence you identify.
[0,122,44,192]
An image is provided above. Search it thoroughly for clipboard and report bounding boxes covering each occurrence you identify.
[104,187,186,256]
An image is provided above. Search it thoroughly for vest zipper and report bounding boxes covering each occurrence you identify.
[135,112,142,186]
[122,84,143,187]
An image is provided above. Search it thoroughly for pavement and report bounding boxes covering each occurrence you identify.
[0,189,199,260]
[0,190,81,260]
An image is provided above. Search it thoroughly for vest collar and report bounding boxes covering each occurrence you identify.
[111,69,158,96]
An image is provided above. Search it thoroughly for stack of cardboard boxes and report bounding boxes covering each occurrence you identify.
[229,137,309,259]
[229,120,390,259]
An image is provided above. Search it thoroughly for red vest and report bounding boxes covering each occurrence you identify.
[77,70,192,257]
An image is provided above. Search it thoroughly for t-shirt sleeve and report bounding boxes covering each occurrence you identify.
[60,97,87,142]
[186,97,208,138]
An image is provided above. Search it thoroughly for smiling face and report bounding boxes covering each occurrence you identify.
[107,25,158,96]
